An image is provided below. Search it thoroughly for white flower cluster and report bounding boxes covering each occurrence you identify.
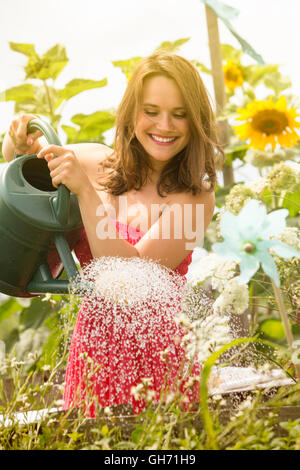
[245,176,267,196]
[183,313,232,363]
[272,226,300,251]
[244,148,296,169]
[213,278,249,316]
[187,253,249,316]
[189,253,237,291]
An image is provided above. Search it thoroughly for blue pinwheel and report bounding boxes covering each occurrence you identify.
[212,199,300,287]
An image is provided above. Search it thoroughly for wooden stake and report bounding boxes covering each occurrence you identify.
[271,279,300,380]
[205,5,234,186]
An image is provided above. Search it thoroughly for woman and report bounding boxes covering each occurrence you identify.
[3,51,224,414]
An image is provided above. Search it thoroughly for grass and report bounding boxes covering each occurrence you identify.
[1,339,300,450]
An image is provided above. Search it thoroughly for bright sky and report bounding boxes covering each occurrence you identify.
[1,0,299,155]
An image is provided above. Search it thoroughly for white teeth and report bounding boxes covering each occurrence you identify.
[151,134,177,143]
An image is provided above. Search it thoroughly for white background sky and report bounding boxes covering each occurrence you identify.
[1,0,299,156]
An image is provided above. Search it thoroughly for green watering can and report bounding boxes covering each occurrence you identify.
[0,118,83,297]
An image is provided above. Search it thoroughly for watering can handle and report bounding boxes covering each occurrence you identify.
[27,118,70,225]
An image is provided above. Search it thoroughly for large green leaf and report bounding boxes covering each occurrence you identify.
[215,183,235,207]
[242,64,279,88]
[9,42,37,57]
[70,110,115,127]
[14,84,61,125]
[0,298,22,323]
[263,71,292,95]
[62,109,116,143]
[14,98,42,116]
[191,59,211,75]
[260,187,273,209]
[112,57,142,80]
[5,328,20,353]
[155,37,190,52]
[217,101,238,121]
[259,318,285,341]
[24,44,68,80]
[221,44,242,63]
[112,37,190,81]
[58,78,107,102]
[199,0,264,64]
[19,297,55,330]
[0,132,5,161]
[62,125,105,143]
[224,143,249,164]
[0,84,35,102]
[281,188,300,217]
[61,125,78,143]
[261,187,300,217]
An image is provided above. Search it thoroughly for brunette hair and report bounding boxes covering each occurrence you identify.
[99,50,224,197]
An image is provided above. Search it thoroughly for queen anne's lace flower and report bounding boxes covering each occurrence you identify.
[272,227,300,251]
[188,253,237,291]
[245,177,267,196]
[213,278,249,316]
[244,148,296,168]
[266,162,299,194]
[184,313,231,363]
[225,184,258,215]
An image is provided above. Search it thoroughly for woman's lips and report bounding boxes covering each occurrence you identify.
[149,134,178,145]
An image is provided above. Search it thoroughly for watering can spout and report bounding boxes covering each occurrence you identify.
[0,118,83,297]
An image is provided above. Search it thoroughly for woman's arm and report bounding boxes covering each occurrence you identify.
[37,144,140,259]
[2,115,113,188]
[38,144,215,269]
[78,183,215,269]
[74,178,215,268]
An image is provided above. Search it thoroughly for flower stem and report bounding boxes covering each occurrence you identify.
[271,279,300,379]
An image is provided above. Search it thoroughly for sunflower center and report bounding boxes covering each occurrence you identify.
[225,70,240,82]
[251,109,289,135]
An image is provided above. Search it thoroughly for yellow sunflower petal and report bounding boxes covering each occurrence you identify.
[234,96,300,150]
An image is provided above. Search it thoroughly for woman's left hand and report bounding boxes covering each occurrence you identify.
[37,145,90,195]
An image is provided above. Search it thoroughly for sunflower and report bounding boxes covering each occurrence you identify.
[223,61,244,90]
[233,96,300,150]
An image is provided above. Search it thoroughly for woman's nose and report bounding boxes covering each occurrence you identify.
[156,113,175,131]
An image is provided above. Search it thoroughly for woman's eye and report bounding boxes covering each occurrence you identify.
[144,110,157,116]
[144,110,186,119]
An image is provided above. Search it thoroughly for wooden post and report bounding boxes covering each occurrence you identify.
[271,279,300,380]
[205,5,234,186]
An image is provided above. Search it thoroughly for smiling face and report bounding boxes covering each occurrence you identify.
[134,74,190,173]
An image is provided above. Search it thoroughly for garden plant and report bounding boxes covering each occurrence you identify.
[0,30,300,450]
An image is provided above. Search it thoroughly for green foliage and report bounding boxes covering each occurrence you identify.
[259,318,286,341]
[0,37,195,373]
[62,110,116,144]
[112,37,191,82]
[112,57,143,81]
[9,42,68,81]
[155,37,190,52]
[0,42,109,137]
[1,38,300,451]
[0,293,79,372]
[1,337,300,450]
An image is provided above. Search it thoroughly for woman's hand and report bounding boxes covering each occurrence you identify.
[8,114,43,156]
[37,144,91,196]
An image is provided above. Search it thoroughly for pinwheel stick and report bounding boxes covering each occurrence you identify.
[204,5,234,186]
[271,279,300,379]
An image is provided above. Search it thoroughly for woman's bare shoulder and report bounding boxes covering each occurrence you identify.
[65,143,113,164]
